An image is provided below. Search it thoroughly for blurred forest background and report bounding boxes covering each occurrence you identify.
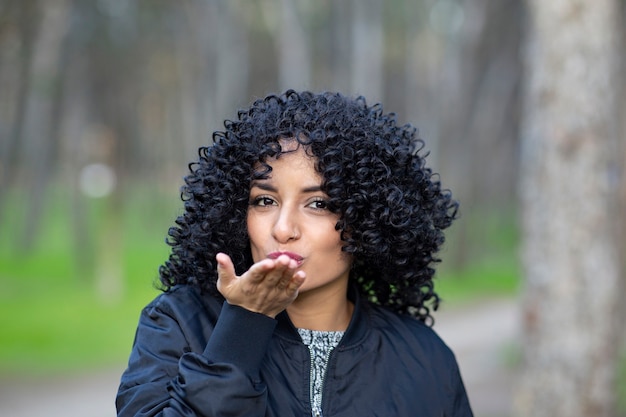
[0,0,624,415]
[0,0,522,297]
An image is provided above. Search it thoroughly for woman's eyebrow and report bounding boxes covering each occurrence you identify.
[250,181,322,194]
[301,185,322,193]
[250,181,276,192]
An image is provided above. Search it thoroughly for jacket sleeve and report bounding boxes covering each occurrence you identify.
[447,358,474,417]
[116,299,277,417]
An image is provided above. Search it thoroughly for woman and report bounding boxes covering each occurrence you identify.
[117,90,473,416]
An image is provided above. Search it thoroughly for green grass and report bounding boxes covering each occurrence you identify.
[0,186,173,374]
[0,286,155,374]
[436,205,521,306]
[436,259,520,306]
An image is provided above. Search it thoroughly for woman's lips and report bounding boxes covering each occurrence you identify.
[267,251,304,266]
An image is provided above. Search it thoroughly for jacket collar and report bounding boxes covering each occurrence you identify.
[274,283,370,349]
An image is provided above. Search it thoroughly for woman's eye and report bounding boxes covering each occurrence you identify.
[308,199,329,210]
[252,197,276,207]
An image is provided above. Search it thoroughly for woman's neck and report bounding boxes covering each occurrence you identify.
[286,282,354,331]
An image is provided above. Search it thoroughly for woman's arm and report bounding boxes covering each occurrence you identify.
[116,298,277,417]
[447,357,474,417]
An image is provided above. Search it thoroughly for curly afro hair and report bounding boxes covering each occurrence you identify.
[159,90,458,323]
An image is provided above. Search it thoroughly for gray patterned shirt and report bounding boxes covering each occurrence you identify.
[297,329,345,417]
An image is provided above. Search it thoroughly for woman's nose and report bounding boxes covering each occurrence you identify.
[272,207,300,243]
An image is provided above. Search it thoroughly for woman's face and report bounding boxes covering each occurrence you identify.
[247,141,352,297]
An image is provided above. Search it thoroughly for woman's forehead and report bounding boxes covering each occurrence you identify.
[277,137,300,152]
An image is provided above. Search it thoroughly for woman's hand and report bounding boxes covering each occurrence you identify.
[215,253,306,318]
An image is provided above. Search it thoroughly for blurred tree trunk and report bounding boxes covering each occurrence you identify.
[404,2,437,162]
[350,0,383,102]
[84,2,143,300]
[621,3,626,357]
[515,0,623,416]
[431,0,486,270]
[328,1,351,93]
[63,54,95,280]
[176,0,217,162]
[215,0,249,124]
[18,0,70,251]
[0,1,37,225]
[278,0,311,91]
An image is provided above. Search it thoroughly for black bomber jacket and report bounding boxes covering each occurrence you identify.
[116,285,473,417]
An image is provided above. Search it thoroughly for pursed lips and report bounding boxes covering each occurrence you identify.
[267,251,304,266]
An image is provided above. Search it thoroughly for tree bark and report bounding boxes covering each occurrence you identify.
[515,0,623,416]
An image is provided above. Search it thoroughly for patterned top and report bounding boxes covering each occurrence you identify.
[297,329,345,417]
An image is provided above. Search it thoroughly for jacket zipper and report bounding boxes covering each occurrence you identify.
[307,346,336,417]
